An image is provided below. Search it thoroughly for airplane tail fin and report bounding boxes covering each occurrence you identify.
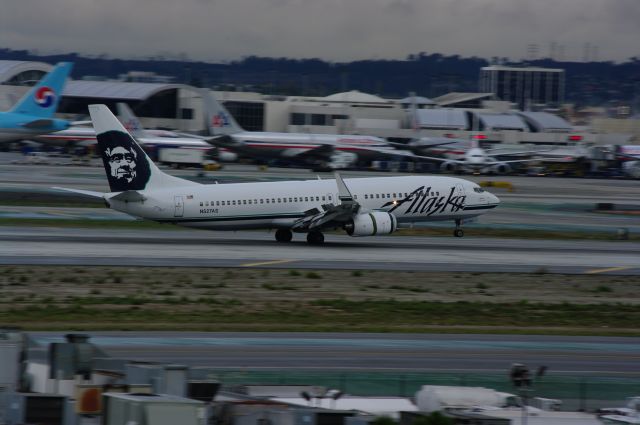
[116,103,149,139]
[9,62,73,117]
[89,104,198,193]
[202,89,243,136]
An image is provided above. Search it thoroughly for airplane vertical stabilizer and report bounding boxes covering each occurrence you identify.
[202,89,243,136]
[116,102,149,139]
[9,62,72,117]
[89,104,198,193]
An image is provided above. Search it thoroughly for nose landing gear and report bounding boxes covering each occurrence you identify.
[453,219,464,237]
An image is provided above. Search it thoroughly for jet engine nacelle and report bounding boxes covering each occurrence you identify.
[440,161,459,173]
[328,151,358,170]
[218,150,238,162]
[344,211,398,237]
[491,162,512,174]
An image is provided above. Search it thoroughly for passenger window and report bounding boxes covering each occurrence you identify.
[249,200,252,204]
[289,198,292,202]
[364,194,368,199]
[393,193,396,198]
[305,197,308,202]
[278,198,281,203]
[322,196,325,201]
[200,202,203,206]
[243,200,247,205]
[232,200,236,205]
[316,196,319,201]
[376,194,379,199]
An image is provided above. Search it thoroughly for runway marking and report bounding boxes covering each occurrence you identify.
[585,266,631,275]
[241,259,298,267]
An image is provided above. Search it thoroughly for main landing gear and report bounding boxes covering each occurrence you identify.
[275,229,292,243]
[306,230,325,245]
[274,229,325,244]
[453,219,464,238]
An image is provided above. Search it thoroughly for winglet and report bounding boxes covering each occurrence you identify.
[334,172,353,203]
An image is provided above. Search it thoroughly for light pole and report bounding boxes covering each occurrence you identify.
[509,363,548,425]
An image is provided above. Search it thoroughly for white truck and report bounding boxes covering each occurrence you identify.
[157,148,219,169]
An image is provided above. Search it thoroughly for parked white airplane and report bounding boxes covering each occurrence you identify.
[55,105,500,244]
[407,138,543,174]
[202,91,426,170]
[36,103,237,162]
[116,103,237,162]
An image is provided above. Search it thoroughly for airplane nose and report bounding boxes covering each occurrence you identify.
[490,192,500,205]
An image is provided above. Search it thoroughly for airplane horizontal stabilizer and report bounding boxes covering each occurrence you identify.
[22,119,55,129]
[52,187,105,198]
[108,191,146,202]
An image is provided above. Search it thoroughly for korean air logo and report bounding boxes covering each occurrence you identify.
[211,112,230,128]
[34,86,56,108]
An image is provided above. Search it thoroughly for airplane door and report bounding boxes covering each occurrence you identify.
[174,196,184,217]
[454,184,467,209]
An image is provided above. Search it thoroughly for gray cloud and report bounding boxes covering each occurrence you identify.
[0,0,638,62]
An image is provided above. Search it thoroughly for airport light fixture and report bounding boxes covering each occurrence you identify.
[509,363,548,425]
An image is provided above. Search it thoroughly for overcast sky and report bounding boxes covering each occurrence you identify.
[1,0,639,63]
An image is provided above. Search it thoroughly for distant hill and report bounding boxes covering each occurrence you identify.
[1,48,639,107]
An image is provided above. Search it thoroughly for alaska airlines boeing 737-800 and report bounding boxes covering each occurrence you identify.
[56,105,500,244]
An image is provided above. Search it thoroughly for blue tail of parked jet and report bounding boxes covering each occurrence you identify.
[9,62,72,117]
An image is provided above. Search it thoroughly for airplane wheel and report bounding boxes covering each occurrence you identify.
[453,229,464,238]
[275,229,293,243]
[306,231,325,245]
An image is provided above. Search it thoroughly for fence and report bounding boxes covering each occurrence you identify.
[191,369,640,411]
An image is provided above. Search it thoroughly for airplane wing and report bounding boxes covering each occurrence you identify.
[487,148,551,156]
[22,119,55,129]
[291,173,360,232]
[284,144,335,159]
[484,158,542,165]
[617,152,640,160]
[362,147,466,164]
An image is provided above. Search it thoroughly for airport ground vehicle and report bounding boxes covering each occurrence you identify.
[157,147,218,169]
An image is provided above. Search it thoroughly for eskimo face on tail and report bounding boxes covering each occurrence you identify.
[105,146,137,182]
[98,130,151,192]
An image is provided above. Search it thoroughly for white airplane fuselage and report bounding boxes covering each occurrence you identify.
[111,175,498,231]
[231,131,401,159]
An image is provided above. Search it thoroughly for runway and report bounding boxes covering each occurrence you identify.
[2,225,639,274]
[28,332,640,375]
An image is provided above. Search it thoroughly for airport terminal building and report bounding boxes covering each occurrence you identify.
[0,60,629,146]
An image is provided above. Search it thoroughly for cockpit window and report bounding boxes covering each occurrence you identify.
[473,187,485,193]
